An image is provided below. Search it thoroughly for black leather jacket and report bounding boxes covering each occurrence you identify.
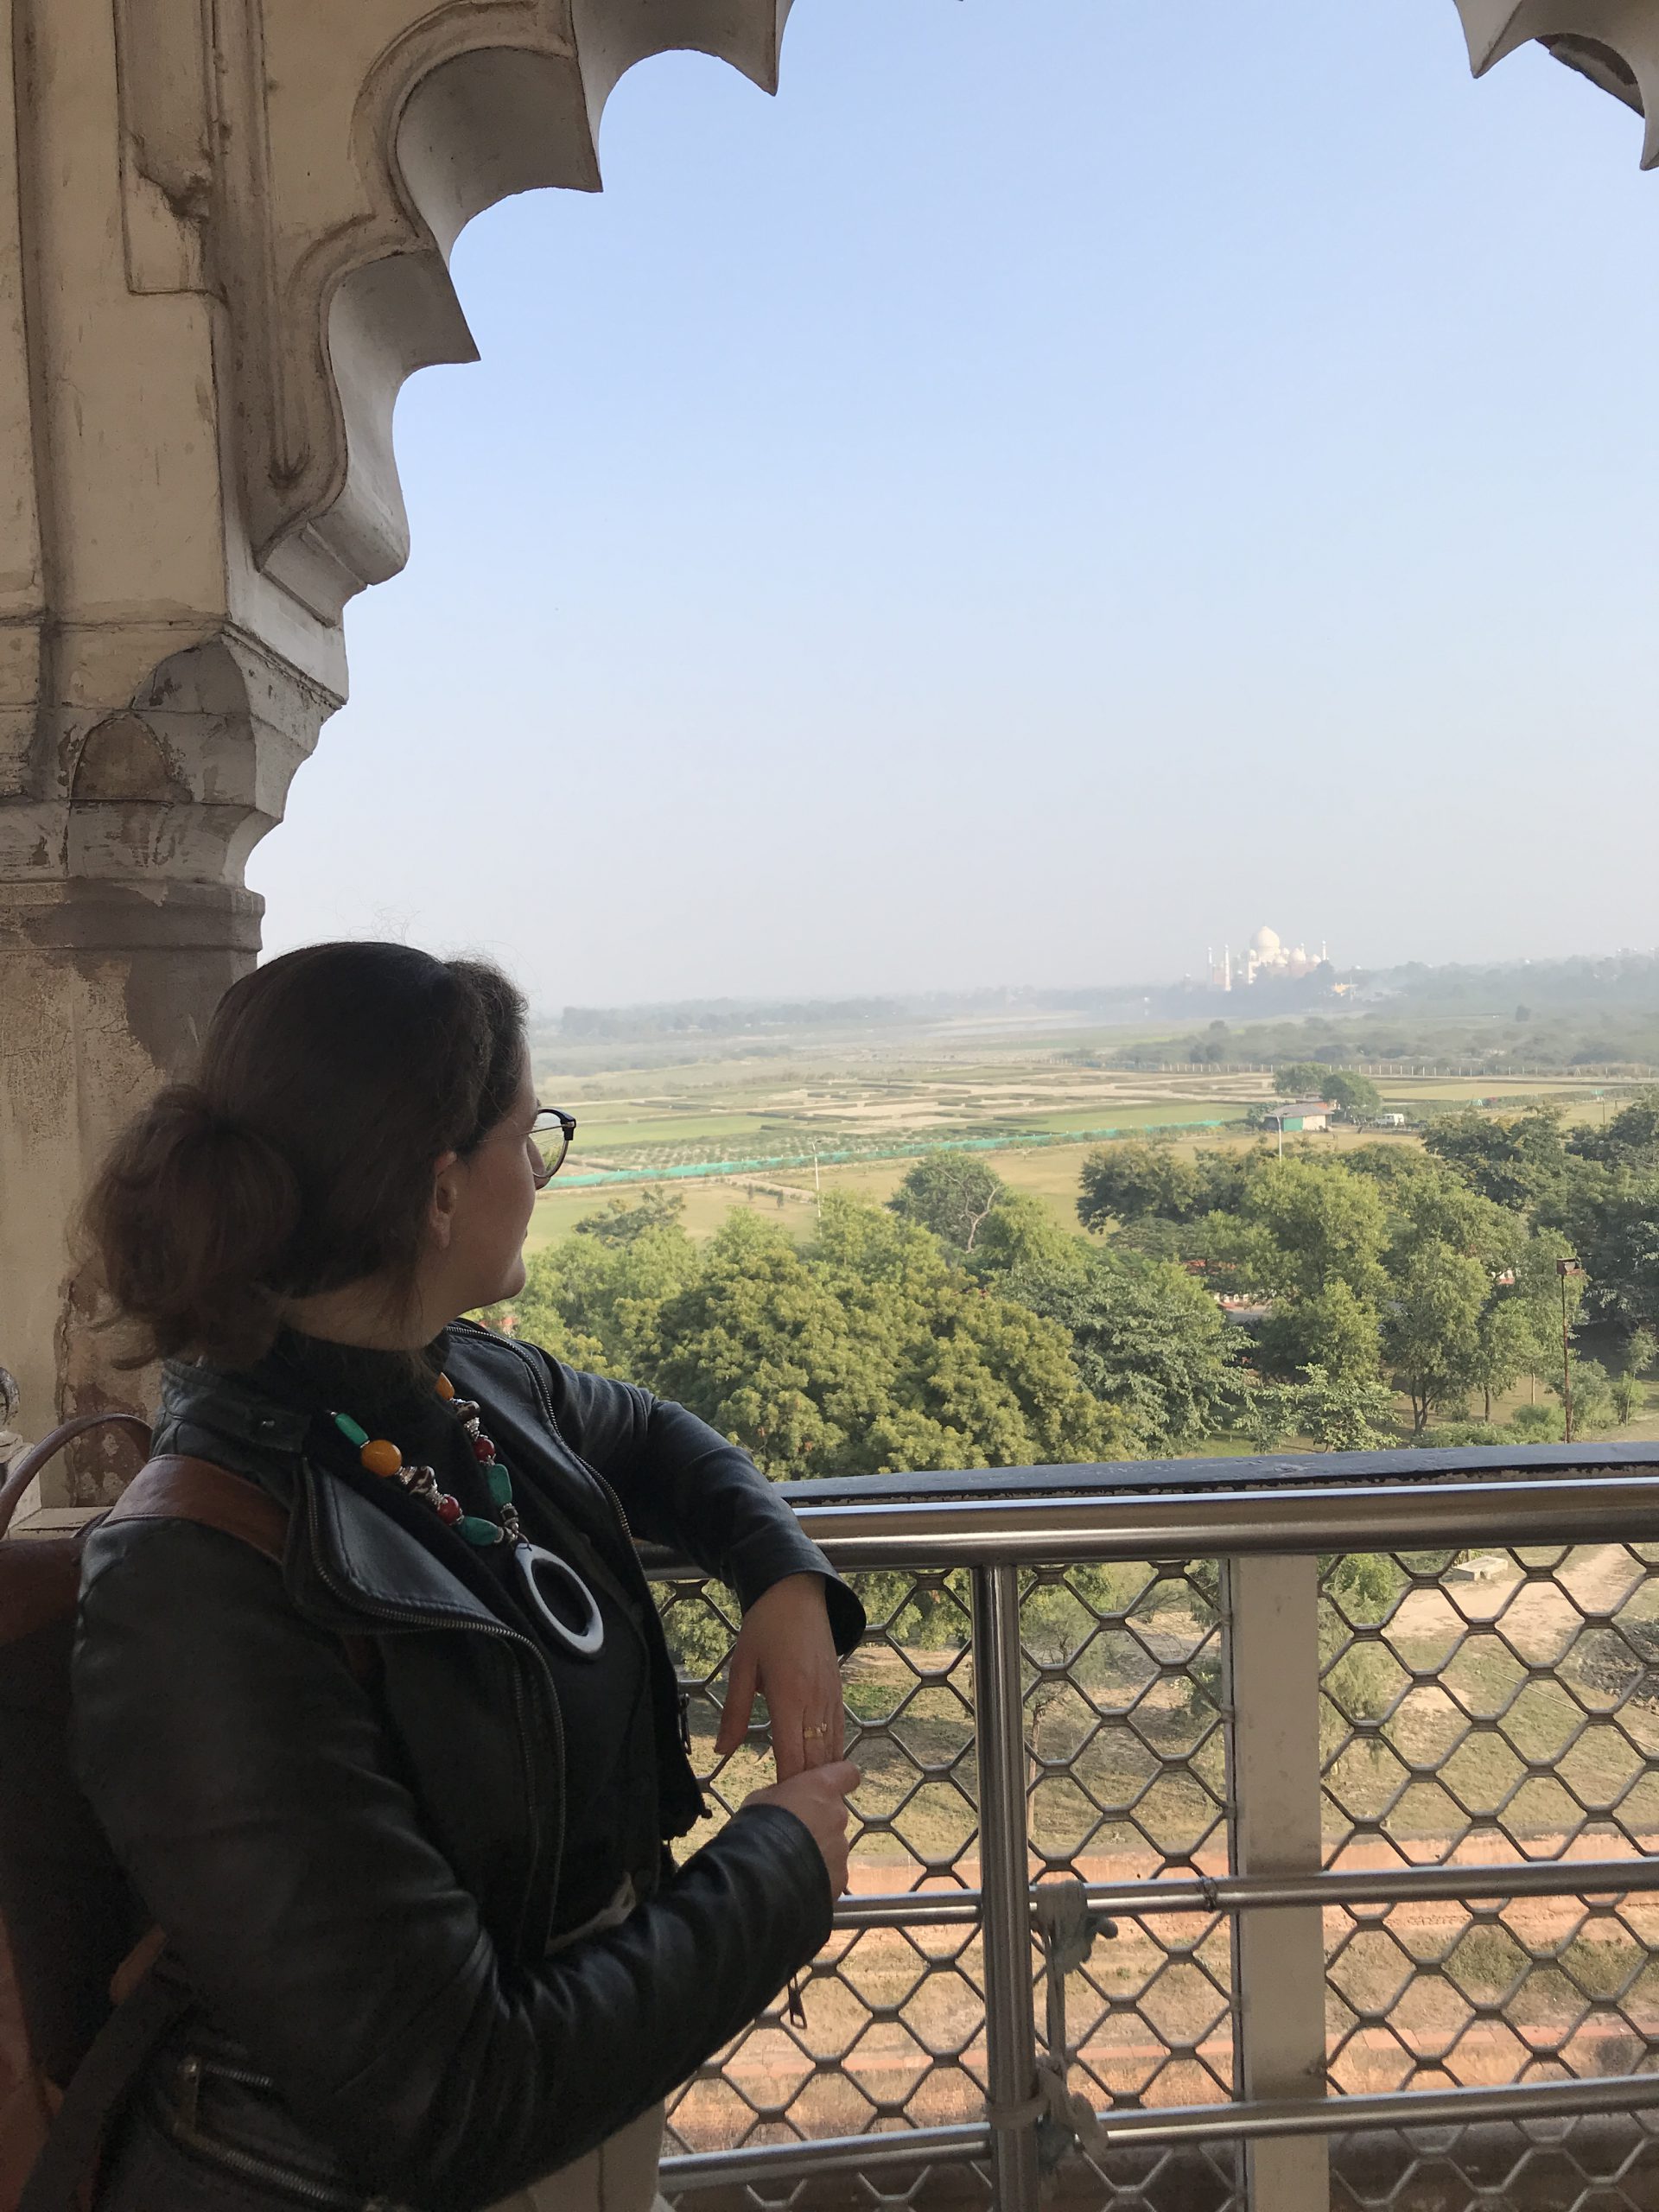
[73,1322,864,2211]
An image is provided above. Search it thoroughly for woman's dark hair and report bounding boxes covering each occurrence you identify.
[83,942,528,1368]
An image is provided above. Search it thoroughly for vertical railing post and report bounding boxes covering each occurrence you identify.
[971,1562,1040,2212]
[1224,1554,1331,2212]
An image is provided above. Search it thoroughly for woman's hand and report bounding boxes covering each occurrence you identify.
[715,1573,846,1780]
[742,1761,861,1894]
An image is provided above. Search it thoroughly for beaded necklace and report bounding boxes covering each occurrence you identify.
[332,1372,604,1659]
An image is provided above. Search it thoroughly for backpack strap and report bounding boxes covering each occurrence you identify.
[0,1414,151,1537]
[103,1454,288,1566]
[15,1974,190,2212]
[16,1452,379,2212]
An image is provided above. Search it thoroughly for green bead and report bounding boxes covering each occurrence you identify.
[334,1413,370,1448]
[486,1461,512,1506]
[459,1515,499,1547]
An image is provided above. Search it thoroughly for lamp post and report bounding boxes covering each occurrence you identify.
[1558,1257,1585,1440]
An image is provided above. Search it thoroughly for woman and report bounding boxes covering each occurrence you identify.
[72,941,864,2212]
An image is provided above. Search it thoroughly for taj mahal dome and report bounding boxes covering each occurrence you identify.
[1207,926,1328,991]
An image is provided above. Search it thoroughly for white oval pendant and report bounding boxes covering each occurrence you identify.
[514,1539,605,1659]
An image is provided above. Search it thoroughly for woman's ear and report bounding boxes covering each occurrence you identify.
[428,1150,461,1250]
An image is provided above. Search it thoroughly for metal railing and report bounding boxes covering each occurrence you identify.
[648,1446,1659,2211]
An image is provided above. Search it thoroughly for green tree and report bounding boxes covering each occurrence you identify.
[646,1211,868,1476]
[810,1199,1117,1473]
[1510,1402,1566,1442]
[1255,1277,1382,1389]
[1550,1355,1616,1435]
[572,1188,687,1243]
[1245,1363,1395,1452]
[1341,1143,1444,1191]
[1470,1297,1536,1423]
[1011,1244,1240,1452]
[1387,1167,1521,1271]
[1234,1159,1389,1304]
[969,1191,1076,1278]
[1611,1371,1645,1427]
[1077,1141,1202,1230]
[1382,1242,1489,1433]
[1274,1061,1333,1100]
[1569,1090,1659,1171]
[1557,1171,1659,1336]
[1423,1105,1568,1211]
[505,1194,700,1371]
[889,1152,1010,1254]
[1319,1071,1382,1121]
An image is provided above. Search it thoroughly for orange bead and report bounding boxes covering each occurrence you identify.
[435,1373,455,1401]
[360,1438,404,1478]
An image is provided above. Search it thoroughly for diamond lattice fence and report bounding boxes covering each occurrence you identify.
[653,1537,1659,2211]
[1327,2114,1659,2210]
[1319,1541,1659,2203]
[655,1561,1241,2211]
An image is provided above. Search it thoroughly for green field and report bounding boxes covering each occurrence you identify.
[524,1044,1648,1257]
[572,1113,772,1149]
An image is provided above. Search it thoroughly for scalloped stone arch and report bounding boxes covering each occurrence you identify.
[1454,1,1659,162]
[256,2,1659,635]
[239,2,791,624]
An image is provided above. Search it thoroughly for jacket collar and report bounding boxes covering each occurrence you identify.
[157,1360,518,1638]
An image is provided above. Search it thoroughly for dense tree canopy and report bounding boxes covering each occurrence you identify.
[494,1089,1652,1480]
[1423,1105,1568,1211]
[505,1193,1120,1479]
[1006,1243,1241,1452]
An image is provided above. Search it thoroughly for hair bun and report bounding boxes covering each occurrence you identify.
[82,1083,304,1369]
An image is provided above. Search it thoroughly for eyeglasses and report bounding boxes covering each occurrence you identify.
[530,1107,576,1189]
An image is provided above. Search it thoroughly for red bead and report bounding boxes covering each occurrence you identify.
[435,1494,462,1524]
[472,1434,496,1463]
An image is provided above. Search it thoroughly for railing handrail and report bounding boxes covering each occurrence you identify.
[766,1439,1659,1506]
[644,1455,1659,1575]
[830,1853,1659,1929]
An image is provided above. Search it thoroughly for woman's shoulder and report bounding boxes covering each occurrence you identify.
[442,1318,550,1402]
[442,1323,654,1465]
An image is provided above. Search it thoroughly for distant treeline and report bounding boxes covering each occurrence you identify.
[551,969,1336,1043]
[1126,953,1659,1072]
[557,996,901,1040]
[547,950,1659,1062]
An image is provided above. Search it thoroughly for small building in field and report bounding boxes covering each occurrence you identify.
[1267,1101,1330,1133]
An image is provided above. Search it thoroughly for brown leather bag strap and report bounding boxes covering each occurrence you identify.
[105,1453,289,1565]
[105,1455,379,1686]
[0,1411,152,1535]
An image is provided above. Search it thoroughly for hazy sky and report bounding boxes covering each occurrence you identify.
[251,2,1659,1014]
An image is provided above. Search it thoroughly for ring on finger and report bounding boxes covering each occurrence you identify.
[803,1723,830,1741]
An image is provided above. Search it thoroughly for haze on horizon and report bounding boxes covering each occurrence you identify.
[251,2,1659,1013]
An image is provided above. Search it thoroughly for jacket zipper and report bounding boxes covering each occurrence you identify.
[302,1476,565,1958]
[167,2058,374,2210]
